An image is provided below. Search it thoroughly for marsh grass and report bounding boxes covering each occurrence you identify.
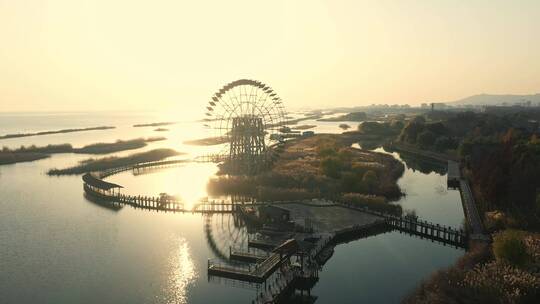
[47,148,181,175]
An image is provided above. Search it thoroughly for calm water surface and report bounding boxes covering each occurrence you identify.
[1,112,464,303]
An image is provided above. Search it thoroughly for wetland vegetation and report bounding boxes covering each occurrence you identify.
[47,148,182,175]
[0,126,115,140]
[132,121,176,127]
[318,111,367,122]
[0,137,166,165]
[208,133,405,214]
[183,136,229,146]
[291,124,316,130]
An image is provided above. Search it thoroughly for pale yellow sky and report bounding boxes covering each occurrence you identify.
[1,0,539,114]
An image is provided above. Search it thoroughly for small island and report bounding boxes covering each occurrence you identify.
[291,124,316,130]
[0,126,115,140]
[0,137,166,165]
[183,136,229,146]
[318,111,367,122]
[208,133,404,215]
[133,122,176,128]
[48,148,182,175]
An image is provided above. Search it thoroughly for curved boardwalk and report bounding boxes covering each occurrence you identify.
[83,159,238,213]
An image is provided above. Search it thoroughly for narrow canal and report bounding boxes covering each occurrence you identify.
[310,145,464,303]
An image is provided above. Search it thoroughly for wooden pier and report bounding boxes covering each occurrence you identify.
[208,251,289,283]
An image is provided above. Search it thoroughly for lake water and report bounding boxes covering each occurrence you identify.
[0,112,464,303]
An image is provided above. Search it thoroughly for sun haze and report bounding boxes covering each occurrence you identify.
[1,0,539,114]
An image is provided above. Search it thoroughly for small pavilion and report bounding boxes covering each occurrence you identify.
[82,173,123,197]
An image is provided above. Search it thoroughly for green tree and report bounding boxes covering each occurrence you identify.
[434,136,452,152]
[317,146,337,157]
[320,156,342,179]
[493,230,529,267]
[362,170,378,192]
[399,120,425,144]
[340,171,361,192]
[416,130,436,148]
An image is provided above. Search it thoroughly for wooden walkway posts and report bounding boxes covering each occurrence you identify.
[385,216,467,248]
[83,177,244,214]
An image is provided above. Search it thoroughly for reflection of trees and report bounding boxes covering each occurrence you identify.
[356,140,448,175]
[398,152,447,175]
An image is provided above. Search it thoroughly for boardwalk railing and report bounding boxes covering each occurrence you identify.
[208,252,287,283]
[335,201,468,248]
[99,159,188,178]
[385,216,467,248]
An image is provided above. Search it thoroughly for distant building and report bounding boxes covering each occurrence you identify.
[431,103,447,110]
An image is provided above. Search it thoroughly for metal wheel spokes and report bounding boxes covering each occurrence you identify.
[205,79,286,142]
[204,79,286,173]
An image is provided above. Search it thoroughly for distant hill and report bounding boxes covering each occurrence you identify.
[448,93,540,106]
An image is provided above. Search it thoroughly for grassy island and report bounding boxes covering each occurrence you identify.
[318,111,367,122]
[74,137,165,154]
[292,124,316,130]
[133,122,176,127]
[183,136,229,146]
[0,151,50,165]
[0,126,115,140]
[154,128,169,132]
[47,148,182,175]
[208,133,405,215]
[0,137,166,165]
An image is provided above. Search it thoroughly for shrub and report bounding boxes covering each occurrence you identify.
[341,193,401,215]
[464,261,540,302]
[320,156,342,178]
[362,170,378,192]
[493,230,529,267]
[340,171,363,193]
[256,186,318,201]
[434,136,452,151]
[416,130,436,147]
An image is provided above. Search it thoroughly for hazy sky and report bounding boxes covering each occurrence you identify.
[1,0,539,114]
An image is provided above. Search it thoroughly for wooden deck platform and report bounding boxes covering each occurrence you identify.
[208,252,287,283]
[230,250,268,263]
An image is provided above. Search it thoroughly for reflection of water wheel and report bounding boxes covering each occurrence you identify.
[204,213,250,262]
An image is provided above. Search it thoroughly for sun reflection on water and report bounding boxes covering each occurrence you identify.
[163,237,198,304]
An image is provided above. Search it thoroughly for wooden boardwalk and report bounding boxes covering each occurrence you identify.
[230,249,268,263]
[84,184,241,213]
[459,179,488,240]
[83,158,247,213]
[386,216,467,248]
[335,202,468,248]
